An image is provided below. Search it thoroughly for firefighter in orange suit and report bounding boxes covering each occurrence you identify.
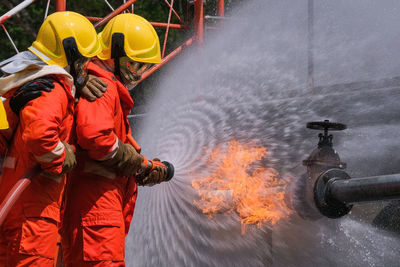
[0,12,101,266]
[61,14,168,266]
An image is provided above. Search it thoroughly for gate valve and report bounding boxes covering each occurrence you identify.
[290,120,349,220]
[302,120,347,169]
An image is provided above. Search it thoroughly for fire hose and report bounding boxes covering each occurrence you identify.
[0,165,41,227]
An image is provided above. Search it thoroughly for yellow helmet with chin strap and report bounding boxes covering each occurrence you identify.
[98,14,161,64]
[28,11,101,68]
[0,101,9,129]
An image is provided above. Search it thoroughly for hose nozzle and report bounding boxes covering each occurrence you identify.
[137,159,175,182]
[161,161,175,181]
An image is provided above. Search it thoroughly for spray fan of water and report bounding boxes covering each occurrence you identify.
[126,1,400,266]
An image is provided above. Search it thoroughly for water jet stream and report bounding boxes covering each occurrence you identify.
[126,1,400,266]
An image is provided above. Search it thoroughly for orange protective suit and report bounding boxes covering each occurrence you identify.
[60,61,138,266]
[0,76,74,266]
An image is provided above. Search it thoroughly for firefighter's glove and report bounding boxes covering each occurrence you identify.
[140,158,167,186]
[104,139,143,177]
[10,78,55,114]
[62,141,76,174]
[80,74,108,102]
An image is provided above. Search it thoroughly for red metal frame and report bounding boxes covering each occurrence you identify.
[162,0,175,58]
[142,36,195,81]
[94,0,138,28]
[87,17,186,29]
[194,0,204,45]
[217,0,224,16]
[0,0,37,24]
[56,0,66,12]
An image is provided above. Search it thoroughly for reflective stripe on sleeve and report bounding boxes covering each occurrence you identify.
[98,137,119,161]
[34,140,65,163]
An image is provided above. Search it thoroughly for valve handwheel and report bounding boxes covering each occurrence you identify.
[306,120,347,148]
[307,120,347,132]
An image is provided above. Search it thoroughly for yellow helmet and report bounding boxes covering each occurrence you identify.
[98,14,161,64]
[0,101,9,130]
[28,11,101,68]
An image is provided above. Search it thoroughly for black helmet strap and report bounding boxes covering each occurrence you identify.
[63,37,83,66]
[111,33,126,78]
[62,37,86,92]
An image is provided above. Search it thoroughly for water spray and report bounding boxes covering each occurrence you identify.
[290,120,400,219]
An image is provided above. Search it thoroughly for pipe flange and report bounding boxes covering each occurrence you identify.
[314,169,353,218]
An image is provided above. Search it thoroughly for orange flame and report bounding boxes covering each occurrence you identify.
[192,139,291,228]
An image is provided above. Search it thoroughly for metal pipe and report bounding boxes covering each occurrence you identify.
[328,173,400,204]
[162,0,184,24]
[94,0,138,28]
[103,0,115,11]
[150,22,186,29]
[162,0,175,58]
[141,36,195,80]
[194,0,204,45]
[0,165,40,227]
[56,0,66,12]
[217,0,224,17]
[87,17,186,29]
[1,24,19,53]
[44,0,51,20]
[204,15,228,20]
[0,0,36,24]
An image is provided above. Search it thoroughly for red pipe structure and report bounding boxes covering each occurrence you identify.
[88,17,187,29]
[141,37,195,81]
[217,0,225,17]
[94,0,138,28]
[0,0,36,24]
[162,0,175,58]
[56,0,66,12]
[150,22,186,29]
[162,0,184,25]
[194,0,204,45]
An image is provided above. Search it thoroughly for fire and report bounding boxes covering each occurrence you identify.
[192,139,291,228]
